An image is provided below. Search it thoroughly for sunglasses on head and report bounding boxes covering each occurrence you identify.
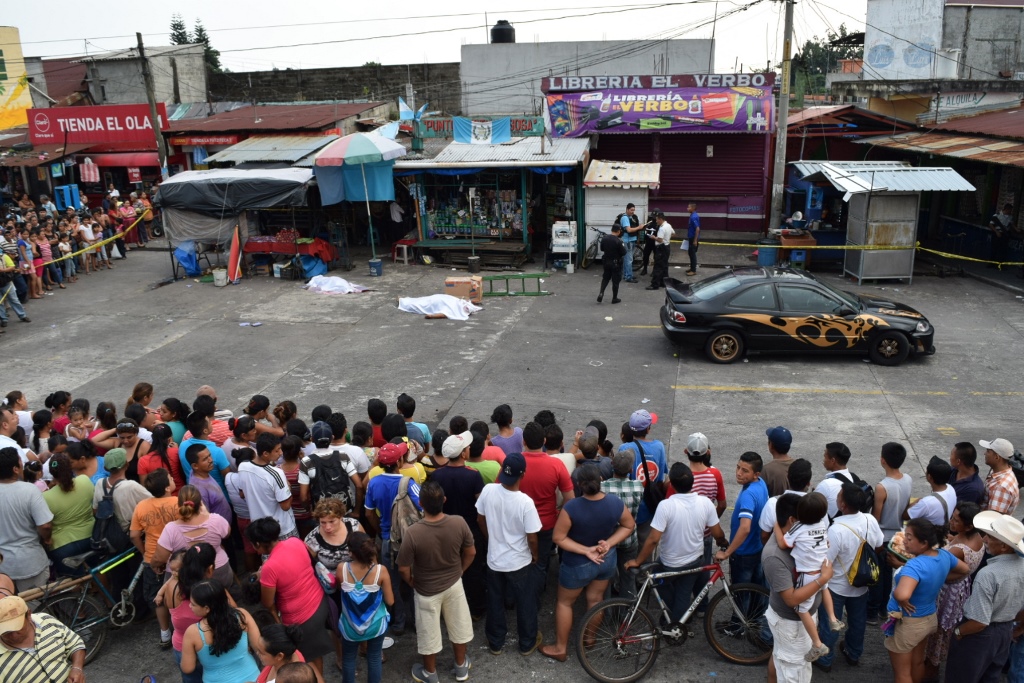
[116,422,138,431]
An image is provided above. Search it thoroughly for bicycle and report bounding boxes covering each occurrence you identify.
[580,229,645,271]
[575,561,771,683]
[21,546,145,663]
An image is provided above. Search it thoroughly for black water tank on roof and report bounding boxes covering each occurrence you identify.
[491,20,515,44]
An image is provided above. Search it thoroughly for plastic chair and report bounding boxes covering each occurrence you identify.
[392,239,416,265]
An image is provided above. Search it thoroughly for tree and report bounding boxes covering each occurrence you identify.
[192,19,222,73]
[170,14,191,45]
[793,24,863,93]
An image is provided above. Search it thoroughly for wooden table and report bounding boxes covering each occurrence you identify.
[779,234,818,268]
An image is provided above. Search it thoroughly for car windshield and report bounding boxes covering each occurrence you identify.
[690,271,743,301]
[807,274,861,310]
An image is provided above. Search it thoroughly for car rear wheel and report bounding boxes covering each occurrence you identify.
[869,330,910,366]
[705,330,745,364]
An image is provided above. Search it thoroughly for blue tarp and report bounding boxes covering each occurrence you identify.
[173,241,202,277]
[314,161,395,206]
[298,255,329,278]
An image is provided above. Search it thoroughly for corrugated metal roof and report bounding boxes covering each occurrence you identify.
[792,160,975,199]
[788,106,852,125]
[205,135,339,165]
[855,131,1024,169]
[395,137,589,169]
[584,159,661,188]
[167,103,385,134]
[932,105,1024,140]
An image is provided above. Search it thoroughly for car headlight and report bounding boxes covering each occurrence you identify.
[915,321,930,333]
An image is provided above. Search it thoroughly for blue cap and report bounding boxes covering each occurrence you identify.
[766,426,792,450]
[499,452,527,485]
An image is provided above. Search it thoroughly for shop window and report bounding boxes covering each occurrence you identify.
[778,285,842,313]
[728,284,777,310]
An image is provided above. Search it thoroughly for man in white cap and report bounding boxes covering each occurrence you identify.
[979,438,1019,515]
[945,510,1024,683]
[0,595,86,683]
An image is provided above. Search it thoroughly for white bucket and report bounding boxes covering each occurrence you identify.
[273,263,284,278]
[213,268,228,287]
[566,263,575,274]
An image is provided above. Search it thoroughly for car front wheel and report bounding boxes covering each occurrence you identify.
[869,330,910,366]
[705,330,745,364]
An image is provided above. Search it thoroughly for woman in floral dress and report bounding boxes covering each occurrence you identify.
[923,502,984,682]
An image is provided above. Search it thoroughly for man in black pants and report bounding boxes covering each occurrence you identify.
[598,224,626,303]
[646,211,674,290]
[639,210,659,276]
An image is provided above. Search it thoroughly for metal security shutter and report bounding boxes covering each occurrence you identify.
[589,133,654,163]
[658,133,765,198]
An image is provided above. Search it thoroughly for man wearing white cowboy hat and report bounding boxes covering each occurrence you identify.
[979,438,1019,515]
[944,510,1024,683]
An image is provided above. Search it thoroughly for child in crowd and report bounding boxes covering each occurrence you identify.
[57,232,75,283]
[65,405,94,442]
[24,460,47,492]
[774,492,845,662]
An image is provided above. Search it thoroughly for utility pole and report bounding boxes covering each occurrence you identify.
[137,32,168,179]
[768,0,795,232]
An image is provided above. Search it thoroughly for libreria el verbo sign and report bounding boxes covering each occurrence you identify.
[541,73,777,137]
[28,104,169,145]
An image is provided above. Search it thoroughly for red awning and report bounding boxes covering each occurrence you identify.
[82,152,160,167]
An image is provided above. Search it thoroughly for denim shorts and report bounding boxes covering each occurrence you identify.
[559,550,617,590]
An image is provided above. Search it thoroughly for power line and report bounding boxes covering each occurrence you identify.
[15,3,716,46]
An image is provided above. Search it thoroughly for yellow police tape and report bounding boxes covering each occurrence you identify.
[0,215,145,306]
[673,240,1024,268]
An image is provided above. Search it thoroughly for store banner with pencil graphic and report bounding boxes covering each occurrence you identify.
[542,73,775,137]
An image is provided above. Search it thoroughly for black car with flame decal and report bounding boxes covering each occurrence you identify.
[660,267,935,365]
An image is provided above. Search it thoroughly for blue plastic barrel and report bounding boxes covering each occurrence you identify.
[757,239,780,267]
[368,258,383,277]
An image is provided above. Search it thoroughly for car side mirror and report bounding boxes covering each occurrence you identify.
[838,306,856,316]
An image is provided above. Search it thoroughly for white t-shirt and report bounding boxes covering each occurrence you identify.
[550,453,576,476]
[138,427,153,444]
[329,443,371,474]
[907,486,957,526]
[475,483,542,573]
[16,411,33,435]
[0,434,29,464]
[826,512,885,597]
[651,493,719,567]
[221,439,255,469]
[814,469,852,519]
[758,490,807,533]
[237,461,296,536]
[784,518,830,574]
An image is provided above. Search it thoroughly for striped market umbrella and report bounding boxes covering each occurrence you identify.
[314,133,407,259]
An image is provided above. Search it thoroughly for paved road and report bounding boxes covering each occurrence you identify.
[11,249,1022,682]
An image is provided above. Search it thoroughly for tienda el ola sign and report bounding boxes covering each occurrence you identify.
[28,104,169,145]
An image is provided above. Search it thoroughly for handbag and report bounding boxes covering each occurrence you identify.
[836,521,881,588]
[634,440,664,514]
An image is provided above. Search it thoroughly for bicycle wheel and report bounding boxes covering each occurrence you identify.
[703,583,771,665]
[40,593,108,663]
[581,241,599,269]
[576,598,660,683]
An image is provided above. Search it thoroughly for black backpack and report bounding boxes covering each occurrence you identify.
[305,451,355,511]
[91,479,132,556]
[831,472,875,515]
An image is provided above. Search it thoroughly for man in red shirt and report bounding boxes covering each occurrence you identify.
[518,422,574,600]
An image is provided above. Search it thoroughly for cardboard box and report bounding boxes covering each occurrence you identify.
[254,264,272,276]
[444,275,483,304]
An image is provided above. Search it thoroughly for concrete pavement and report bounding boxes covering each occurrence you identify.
[8,246,1024,682]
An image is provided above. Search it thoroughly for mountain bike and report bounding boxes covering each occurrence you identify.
[21,546,144,663]
[575,561,771,683]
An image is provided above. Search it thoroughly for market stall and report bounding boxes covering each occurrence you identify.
[789,162,975,282]
[154,167,336,278]
[394,137,589,268]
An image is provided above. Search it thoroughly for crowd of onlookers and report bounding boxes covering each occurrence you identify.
[1,384,1023,683]
[0,186,157,333]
